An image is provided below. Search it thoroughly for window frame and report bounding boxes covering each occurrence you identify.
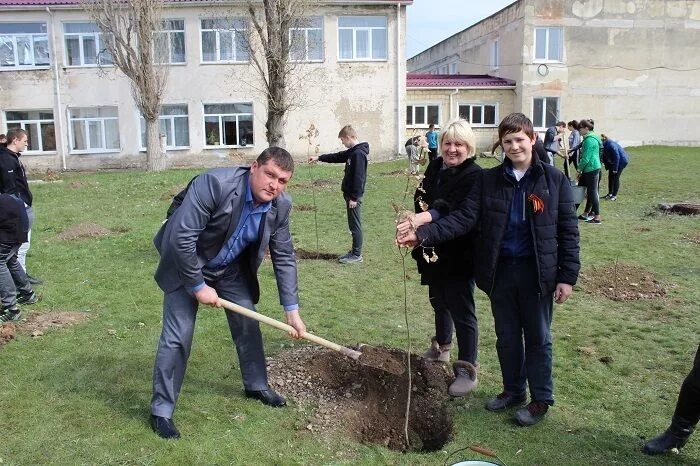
[532,97,560,130]
[533,26,563,63]
[68,106,120,154]
[406,103,440,129]
[337,16,387,62]
[458,103,499,128]
[139,104,190,151]
[200,18,249,64]
[5,110,56,154]
[63,22,113,67]
[154,19,186,65]
[289,16,324,63]
[0,22,50,70]
[202,102,254,148]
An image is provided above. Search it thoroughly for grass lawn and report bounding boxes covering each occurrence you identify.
[1,146,699,465]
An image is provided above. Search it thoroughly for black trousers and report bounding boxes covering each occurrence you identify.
[428,277,478,364]
[344,195,363,256]
[490,257,554,405]
[428,148,438,162]
[607,167,624,196]
[581,169,600,215]
[674,344,700,425]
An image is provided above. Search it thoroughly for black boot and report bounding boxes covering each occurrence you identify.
[643,416,695,455]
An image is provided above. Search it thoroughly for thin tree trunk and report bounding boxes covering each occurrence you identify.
[146,118,166,171]
[266,109,286,148]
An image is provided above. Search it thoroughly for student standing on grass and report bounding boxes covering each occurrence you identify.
[567,120,581,170]
[600,134,629,201]
[309,125,368,264]
[0,128,43,286]
[397,112,580,427]
[411,118,482,397]
[150,147,306,440]
[576,119,603,224]
[426,123,439,162]
[543,121,566,167]
[0,193,37,323]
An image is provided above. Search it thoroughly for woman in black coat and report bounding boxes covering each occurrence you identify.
[412,118,482,397]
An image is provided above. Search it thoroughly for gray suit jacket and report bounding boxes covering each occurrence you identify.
[153,167,298,307]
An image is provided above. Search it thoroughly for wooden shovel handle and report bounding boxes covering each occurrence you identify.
[217,298,362,360]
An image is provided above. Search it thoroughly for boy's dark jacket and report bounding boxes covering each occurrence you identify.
[416,152,580,295]
[318,142,369,201]
[0,193,29,244]
[411,156,481,283]
[0,147,33,206]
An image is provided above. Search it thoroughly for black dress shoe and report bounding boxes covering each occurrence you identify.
[485,391,527,412]
[244,388,286,407]
[150,415,181,439]
[27,275,43,285]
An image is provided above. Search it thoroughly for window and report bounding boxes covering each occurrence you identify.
[491,39,499,70]
[458,104,498,127]
[532,97,559,128]
[338,16,387,61]
[201,18,249,63]
[5,110,56,153]
[155,20,185,64]
[64,23,113,67]
[140,105,189,149]
[289,17,323,62]
[406,104,439,127]
[534,27,562,62]
[204,103,253,147]
[69,106,120,152]
[439,65,448,74]
[450,62,458,74]
[0,22,49,69]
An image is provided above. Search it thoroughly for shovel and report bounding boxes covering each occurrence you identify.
[217,298,405,375]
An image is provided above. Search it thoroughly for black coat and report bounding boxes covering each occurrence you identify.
[0,147,33,206]
[416,153,580,295]
[318,142,369,201]
[0,193,29,244]
[411,157,481,284]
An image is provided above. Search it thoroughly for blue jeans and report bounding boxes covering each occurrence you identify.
[490,257,554,405]
[0,242,32,310]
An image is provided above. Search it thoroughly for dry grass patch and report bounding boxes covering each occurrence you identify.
[579,263,667,302]
[56,223,111,241]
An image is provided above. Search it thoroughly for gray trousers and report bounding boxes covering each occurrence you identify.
[0,242,32,310]
[344,195,363,256]
[151,263,268,418]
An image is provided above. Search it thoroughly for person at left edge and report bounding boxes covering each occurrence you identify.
[150,147,306,440]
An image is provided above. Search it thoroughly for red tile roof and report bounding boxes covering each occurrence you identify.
[1,0,411,5]
[407,73,516,88]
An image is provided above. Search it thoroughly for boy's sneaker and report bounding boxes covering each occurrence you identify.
[586,218,602,225]
[17,291,38,305]
[578,214,593,221]
[338,253,363,264]
[0,307,22,323]
[609,196,617,201]
[602,194,612,200]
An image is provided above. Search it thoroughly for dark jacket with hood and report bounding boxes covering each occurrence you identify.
[0,193,29,244]
[411,156,482,283]
[0,146,33,206]
[602,139,629,172]
[416,152,580,296]
[318,142,369,201]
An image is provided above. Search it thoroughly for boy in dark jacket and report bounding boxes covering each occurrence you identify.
[310,125,369,264]
[397,113,580,426]
[0,193,36,322]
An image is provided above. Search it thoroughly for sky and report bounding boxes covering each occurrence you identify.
[405,0,516,58]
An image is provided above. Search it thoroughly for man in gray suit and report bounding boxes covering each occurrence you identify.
[150,147,306,439]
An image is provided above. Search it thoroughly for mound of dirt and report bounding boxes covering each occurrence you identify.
[19,311,90,335]
[294,248,338,261]
[294,179,336,190]
[0,323,16,346]
[56,223,111,241]
[683,232,700,245]
[267,346,454,452]
[294,204,317,212]
[580,263,666,301]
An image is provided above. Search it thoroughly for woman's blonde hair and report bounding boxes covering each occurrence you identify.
[438,118,476,157]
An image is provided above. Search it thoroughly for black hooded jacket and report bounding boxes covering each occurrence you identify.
[416,152,580,295]
[318,142,369,201]
[0,147,33,206]
[0,193,29,244]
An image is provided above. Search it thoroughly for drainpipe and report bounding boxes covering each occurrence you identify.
[396,4,402,156]
[46,7,66,170]
[448,88,459,120]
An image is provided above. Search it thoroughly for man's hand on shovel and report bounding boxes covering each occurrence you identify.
[194,284,220,307]
[284,309,306,340]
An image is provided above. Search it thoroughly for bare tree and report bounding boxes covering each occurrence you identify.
[83,0,168,171]
[245,0,315,148]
